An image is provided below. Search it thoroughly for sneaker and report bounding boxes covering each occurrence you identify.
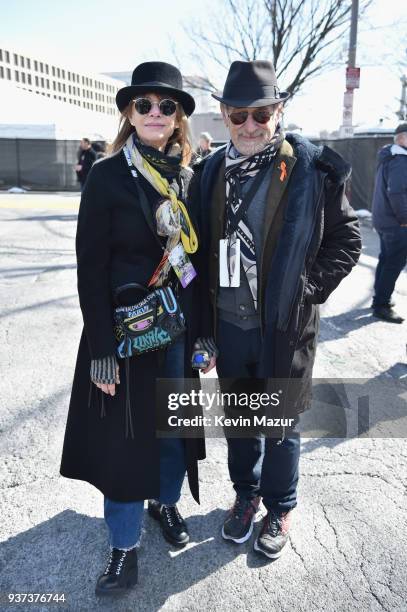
[222,496,261,544]
[254,510,292,559]
[373,305,404,324]
[95,547,138,597]
[148,500,189,547]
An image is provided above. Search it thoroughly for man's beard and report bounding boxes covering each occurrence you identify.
[233,132,272,156]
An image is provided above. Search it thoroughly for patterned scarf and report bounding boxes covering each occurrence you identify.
[224,128,284,308]
[124,133,198,286]
[132,133,182,179]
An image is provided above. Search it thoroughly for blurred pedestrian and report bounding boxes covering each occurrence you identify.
[372,123,407,323]
[61,61,208,597]
[197,131,213,158]
[75,137,97,190]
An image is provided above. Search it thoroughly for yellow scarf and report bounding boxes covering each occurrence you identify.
[141,157,198,254]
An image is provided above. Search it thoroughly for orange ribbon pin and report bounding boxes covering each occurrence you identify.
[279,161,287,182]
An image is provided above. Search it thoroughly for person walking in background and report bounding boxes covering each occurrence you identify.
[191,60,361,560]
[197,131,213,158]
[75,137,97,190]
[61,62,209,597]
[372,123,407,323]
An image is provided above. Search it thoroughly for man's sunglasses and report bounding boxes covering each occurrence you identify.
[132,98,178,116]
[228,108,274,126]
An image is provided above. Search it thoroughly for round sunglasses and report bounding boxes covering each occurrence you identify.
[228,108,274,126]
[132,97,178,117]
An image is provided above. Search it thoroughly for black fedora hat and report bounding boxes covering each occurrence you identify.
[212,60,289,108]
[116,61,195,116]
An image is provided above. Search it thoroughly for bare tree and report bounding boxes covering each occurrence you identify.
[182,0,372,100]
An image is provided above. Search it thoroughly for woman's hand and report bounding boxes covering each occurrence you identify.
[202,356,217,374]
[95,381,117,396]
[92,360,120,396]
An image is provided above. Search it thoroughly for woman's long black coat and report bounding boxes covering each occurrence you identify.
[60,150,205,503]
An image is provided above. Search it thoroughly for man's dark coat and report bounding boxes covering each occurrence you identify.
[190,133,362,416]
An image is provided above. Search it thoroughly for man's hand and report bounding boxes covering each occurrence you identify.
[75,164,82,172]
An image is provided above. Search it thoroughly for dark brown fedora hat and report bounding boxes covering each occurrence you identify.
[116,61,195,116]
[212,60,289,108]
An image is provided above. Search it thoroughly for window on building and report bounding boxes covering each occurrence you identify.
[57,67,60,78]
[21,72,26,83]
[15,70,20,81]
[62,83,66,92]
[35,76,39,86]
[6,68,11,79]
[62,69,65,78]
[58,82,61,92]
[14,53,18,65]
[52,66,55,76]
[63,97,66,102]
[27,74,32,85]
[34,60,38,71]
[27,58,31,69]
[82,76,85,85]
[5,51,10,63]
[45,64,49,74]
[46,79,49,88]
[41,77,44,87]
[0,66,3,78]
[53,81,56,90]
[0,49,3,62]
[20,56,25,67]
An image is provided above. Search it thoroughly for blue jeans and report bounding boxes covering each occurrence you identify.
[104,336,187,549]
[374,226,407,306]
[216,320,300,514]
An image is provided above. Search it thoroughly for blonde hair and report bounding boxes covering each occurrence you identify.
[111,98,193,166]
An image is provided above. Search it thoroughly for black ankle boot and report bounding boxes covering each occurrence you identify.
[95,547,138,597]
[148,500,189,547]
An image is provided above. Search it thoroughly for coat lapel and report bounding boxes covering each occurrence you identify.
[210,158,226,246]
[261,140,297,260]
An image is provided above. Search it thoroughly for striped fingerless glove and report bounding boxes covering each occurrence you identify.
[90,354,119,385]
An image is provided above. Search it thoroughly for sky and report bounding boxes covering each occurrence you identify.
[0,0,406,135]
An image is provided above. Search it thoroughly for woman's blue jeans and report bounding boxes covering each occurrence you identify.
[104,336,186,549]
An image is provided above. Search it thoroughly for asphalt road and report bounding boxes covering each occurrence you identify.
[0,193,406,612]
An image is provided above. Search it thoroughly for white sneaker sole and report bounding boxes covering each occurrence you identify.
[253,538,286,559]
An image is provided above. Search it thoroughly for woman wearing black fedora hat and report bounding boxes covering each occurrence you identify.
[60,61,215,597]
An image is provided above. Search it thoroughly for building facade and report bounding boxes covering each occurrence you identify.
[0,46,123,116]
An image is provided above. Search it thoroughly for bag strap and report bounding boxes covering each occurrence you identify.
[114,283,149,305]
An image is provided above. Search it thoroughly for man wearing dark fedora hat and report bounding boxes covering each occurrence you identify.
[191,60,361,559]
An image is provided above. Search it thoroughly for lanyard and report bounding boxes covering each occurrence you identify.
[225,168,267,237]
